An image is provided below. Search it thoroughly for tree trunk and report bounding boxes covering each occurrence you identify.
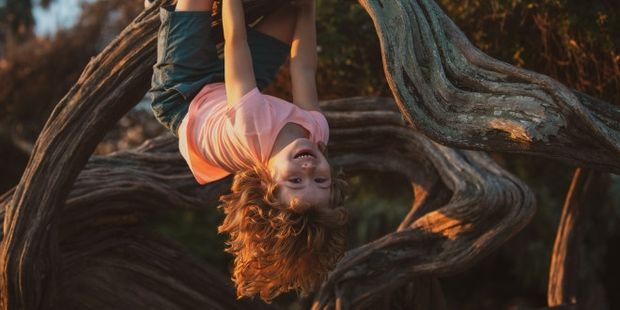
[547,169,590,308]
[1,0,617,309]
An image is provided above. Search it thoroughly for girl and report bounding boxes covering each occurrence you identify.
[150,0,349,302]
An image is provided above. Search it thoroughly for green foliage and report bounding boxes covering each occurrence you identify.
[344,173,412,246]
[500,156,572,292]
[438,0,620,103]
[315,0,390,98]
[2,0,34,43]
[605,175,620,232]
[148,205,230,271]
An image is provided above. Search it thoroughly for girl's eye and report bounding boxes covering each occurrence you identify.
[315,178,327,183]
[289,177,302,184]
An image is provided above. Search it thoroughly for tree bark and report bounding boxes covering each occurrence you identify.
[0,137,271,310]
[0,0,287,309]
[547,169,590,307]
[2,0,618,309]
[546,168,610,310]
[313,101,536,309]
[359,0,620,173]
[2,97,535,309]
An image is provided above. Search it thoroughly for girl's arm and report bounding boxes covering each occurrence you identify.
[290,1,320,111]
[223,0,257,106]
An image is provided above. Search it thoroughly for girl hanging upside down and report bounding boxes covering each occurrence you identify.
[149,0,349,302]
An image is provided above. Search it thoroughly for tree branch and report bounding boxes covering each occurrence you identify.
[547,168,594,308]
[359,0,620,173]
[11,0,620,308]
[1,97,535,309]
[313,100,536,309]
[0,0,288,308]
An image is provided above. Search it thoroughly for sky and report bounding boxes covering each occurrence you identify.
[32,0,96,37]
[28,0,152,109]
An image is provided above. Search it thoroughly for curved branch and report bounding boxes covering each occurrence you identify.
[1,97,534,309]
[547,168,593,307]
[313,99,536,309]
[359,0,620,173]
[0,1,288,308]
[4,0,583,307]
[0,4,160,307]
[0,136,266,310]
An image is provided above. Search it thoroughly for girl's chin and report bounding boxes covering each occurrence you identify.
[289,139,319,154]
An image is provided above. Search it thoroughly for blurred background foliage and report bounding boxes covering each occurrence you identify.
[0,0,619,309]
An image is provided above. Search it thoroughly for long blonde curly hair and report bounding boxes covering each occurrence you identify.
[218,164,349,302]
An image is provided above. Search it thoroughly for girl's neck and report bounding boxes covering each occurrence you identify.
[269,123,310,158]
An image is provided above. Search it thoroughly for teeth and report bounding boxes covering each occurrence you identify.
[295,152,315,159]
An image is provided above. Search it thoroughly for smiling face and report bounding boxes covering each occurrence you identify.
[267,138,332,212]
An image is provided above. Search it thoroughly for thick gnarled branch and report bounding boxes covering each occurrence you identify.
[359,0,620,173]
[10,0,620,308]
[0,1,288,309]
[313,99,536,309]
[1,97,535,309]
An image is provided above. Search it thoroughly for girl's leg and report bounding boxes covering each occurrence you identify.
[252,4,298,45]
[150,0,220,135]
[244,4,298,90]
[176,0,214,12]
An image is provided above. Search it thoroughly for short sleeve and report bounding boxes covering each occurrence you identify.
[226,87,273,136]
[310,111,330,144]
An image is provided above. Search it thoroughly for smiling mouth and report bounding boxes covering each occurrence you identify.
[294,150,316,160]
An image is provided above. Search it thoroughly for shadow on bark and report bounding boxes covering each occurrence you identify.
[1,0,617,309]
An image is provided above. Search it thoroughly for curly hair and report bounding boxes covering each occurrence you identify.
[218,164,349,302]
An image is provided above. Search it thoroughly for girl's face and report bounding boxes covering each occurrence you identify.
[267,138,332,212]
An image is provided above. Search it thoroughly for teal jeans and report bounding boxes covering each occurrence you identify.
[150,5,290,135]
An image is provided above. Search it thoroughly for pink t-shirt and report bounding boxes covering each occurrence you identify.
[178,82,329,184]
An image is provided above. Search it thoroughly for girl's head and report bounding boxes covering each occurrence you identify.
[218,143,349,302]
[267,138,333,212]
